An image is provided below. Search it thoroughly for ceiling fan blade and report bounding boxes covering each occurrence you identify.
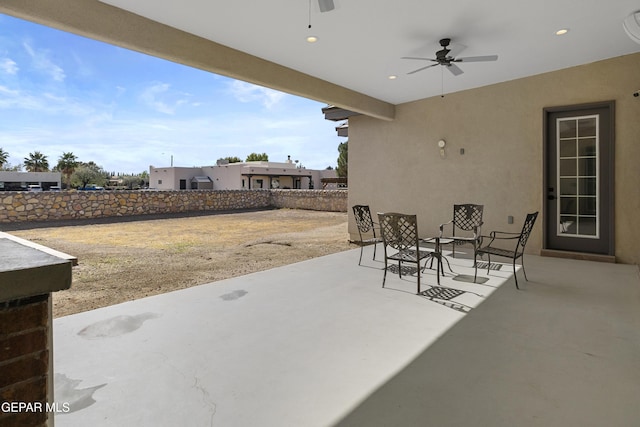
[401,56,437,62]
[318,0,335,13]
[446,63,464,76]
[447,42,467,58]
[407,63,439,75]
[456,55,498,63]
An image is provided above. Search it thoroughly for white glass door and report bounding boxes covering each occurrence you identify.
[557,115,599,238]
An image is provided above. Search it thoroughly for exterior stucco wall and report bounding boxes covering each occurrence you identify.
[348,53,640,264]
[152,163,336,191]
[150,167,204,190]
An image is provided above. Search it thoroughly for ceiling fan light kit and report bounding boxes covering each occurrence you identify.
[623,10,640,44]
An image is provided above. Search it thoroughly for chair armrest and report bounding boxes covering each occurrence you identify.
[479,230,519,247]
[489,230,520,239]
[471,221,484,239]
[438,219,454,237]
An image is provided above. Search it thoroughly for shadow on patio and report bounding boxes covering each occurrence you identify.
[52,247,640,426]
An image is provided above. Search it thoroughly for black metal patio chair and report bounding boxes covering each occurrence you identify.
[378,212,433,294]
[439,204,484,259]
[476,212,538,289]
[352,205,383,265]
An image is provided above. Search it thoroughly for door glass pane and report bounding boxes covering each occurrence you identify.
[556,115,599,238]
[578,118,597,137]
[559,178,577,195]
[579,197,596,216]
[559,159,576,176]
[560,215,577,234]
[578,138,596,156]
[578,218,597,236]
[579,178,596,195]
[560,197,577,214]
[559,140,576,157]
[559,120,577,138]
[578,158,596,176]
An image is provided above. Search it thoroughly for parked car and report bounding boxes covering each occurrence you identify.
[79,184,105,191]
[48,186,62,191]
[27,185,43,192]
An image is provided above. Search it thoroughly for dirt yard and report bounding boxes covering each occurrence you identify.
[7,209,353,318]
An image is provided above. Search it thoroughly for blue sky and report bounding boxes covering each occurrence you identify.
[0,14,346,174]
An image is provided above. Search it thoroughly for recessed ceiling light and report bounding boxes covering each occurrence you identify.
[306,36,318,43]
[623,10,640,44]
[555,28,569,36]
[388,75,397,80]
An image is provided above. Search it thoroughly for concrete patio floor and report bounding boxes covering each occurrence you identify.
[52,247,640,427]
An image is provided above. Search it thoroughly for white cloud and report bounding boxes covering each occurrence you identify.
[228,80,285,109]
[22,41,66,82]
[0,58,18,75]
[140,82,174,114]
[139,82,194,115]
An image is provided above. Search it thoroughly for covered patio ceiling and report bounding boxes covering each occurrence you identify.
[1,1,640,120]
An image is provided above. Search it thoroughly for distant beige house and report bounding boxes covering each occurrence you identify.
[0,171,62,191]
[149,159,337,191]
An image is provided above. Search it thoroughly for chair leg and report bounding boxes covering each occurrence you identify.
[521,255,529,281]
[473,250,478,283]
[512,258,520,289]
[441,255,453,273]
[358,245,364,266]
[416,261,421,294]
[372,242,377,261]
[382,259,388,288]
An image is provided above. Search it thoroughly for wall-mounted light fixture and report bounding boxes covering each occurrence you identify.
[438,139,447,158]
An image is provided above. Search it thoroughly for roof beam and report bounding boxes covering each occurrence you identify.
[0,0,395,121]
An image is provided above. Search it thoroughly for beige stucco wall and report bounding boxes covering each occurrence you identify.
[150,167,205,190]
[349,53,640,264]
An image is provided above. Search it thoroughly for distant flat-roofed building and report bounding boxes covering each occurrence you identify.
[149,159,338,191]
[0,171,62,191]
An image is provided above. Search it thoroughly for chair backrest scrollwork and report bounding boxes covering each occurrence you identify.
[517,212,538,254]
[353,205,375,234]
[378,212,418,252]
[453,204,484,232]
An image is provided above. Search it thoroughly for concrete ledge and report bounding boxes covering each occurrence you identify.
[0,238,72,302]
[0,232,78,266]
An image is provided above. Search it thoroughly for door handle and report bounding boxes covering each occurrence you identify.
[547,187,555,200]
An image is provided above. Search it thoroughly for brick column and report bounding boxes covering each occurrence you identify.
[1,234,73,427]
[0,295,50,427]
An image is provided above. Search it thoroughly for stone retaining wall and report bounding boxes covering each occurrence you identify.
[269,189,347,212]
[0,189,347,223]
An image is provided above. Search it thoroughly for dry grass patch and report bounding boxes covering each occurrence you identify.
[9,209,352,317]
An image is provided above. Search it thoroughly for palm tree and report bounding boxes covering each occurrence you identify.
[24,151,50,172]
[57,152,79,189]
[0,148,8,169]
